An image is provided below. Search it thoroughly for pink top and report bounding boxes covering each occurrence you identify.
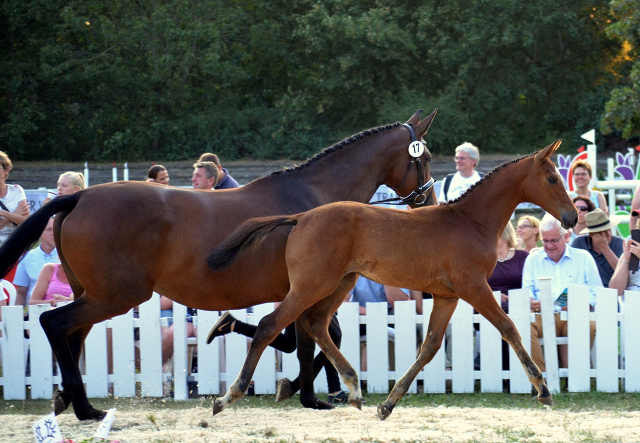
[43,264,73,301]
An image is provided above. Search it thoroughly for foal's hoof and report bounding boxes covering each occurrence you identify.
[301,397,335,410]
[52,390,71,416]
[275,378,294,403]
[212,398,225,416]
[377,402,394,420]
[537,384,553,406]
[348,398,363,410]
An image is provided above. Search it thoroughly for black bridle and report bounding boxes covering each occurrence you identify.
[370,123,436,206]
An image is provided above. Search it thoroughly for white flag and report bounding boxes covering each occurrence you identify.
[32,412,63,443]
[94,408,117,440]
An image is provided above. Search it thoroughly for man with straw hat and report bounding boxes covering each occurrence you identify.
[571,208,623,288]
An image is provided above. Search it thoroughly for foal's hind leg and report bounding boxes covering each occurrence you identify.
[472,292,552,406]
[378,296,458,420]
[298,274,363,409]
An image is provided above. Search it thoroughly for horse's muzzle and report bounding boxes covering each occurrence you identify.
[561,210,578,230]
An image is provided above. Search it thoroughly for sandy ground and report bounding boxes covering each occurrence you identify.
[3,403,640,443]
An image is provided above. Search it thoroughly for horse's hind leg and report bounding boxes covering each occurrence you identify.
[298,274,363,409]
[378,296,458,420]
[41,296,130,421]
[472,292,552,406]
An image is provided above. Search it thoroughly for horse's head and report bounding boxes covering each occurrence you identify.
[526,140,578,229]
[384,109,438,207]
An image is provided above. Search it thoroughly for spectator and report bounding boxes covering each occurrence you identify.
[569,196,596,242]
[630,184,640,229]
[522,216,601,370]
[191,161,219,190]
[609,227,640,301]
[516,215,541,253]
[571,209,623,288]
[159,296,197,373]
[198,153,240,189]
[486,222,528,370]
[14,217,59,307]
[28,263,74,307]
[0,150,29,246]
[570,160,607,213]
[208,310,348,404]
[147,165,170,185]
[43,171,86,205]
[438,142,484,203]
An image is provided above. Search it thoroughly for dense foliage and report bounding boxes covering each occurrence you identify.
[0,0,635,161]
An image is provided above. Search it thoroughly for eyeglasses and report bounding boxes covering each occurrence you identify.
[542,237,563,245]
[516,225,533,230]
[576,206,589,212]
[573,172,589,177]
[454,156,470,161]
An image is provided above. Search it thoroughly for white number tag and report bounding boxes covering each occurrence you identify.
[409,141,425,158]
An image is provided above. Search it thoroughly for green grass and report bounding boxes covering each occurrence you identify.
[2,390,639,416]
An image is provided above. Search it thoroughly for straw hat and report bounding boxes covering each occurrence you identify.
[579,208,619,234]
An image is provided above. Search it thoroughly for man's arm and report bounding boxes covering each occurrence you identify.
[15,285,28,308]
[630,183,640,228]
[410,290,423,315]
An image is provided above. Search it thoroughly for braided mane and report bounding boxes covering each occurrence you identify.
[270,122,402,175]
[446,154,532,204]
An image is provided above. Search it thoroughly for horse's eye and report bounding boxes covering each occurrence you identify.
[548,177,557,184]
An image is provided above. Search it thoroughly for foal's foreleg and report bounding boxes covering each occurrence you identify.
[378,296,458,420]
[473,296,552,406]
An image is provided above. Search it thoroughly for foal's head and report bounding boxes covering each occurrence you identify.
[522,140,578,229]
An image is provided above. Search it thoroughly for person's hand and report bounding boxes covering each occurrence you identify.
[501,293,508,304]
[16,199,30,217]
[530,299,542,313]
[53,294,69,304]
[627,239,640,259]
[591,232,610,254]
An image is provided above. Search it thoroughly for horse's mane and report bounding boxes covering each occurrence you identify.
[270,122,402,175]
[446,153,532,204]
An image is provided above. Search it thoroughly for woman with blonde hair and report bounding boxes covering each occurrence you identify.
[570,160,608,213]
[44,171,85,205]
[516,215,541,252]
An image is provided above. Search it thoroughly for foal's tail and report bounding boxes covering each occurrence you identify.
[0,193,81,278]
[206,215,299,271]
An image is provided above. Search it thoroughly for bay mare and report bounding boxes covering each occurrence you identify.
[205,141,578,417]
[0,110,438,421]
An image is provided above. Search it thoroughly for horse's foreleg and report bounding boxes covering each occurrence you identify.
[40,300,107,421]
[473,295,552,406]
[378,296,458,420]
[300,275,362,409]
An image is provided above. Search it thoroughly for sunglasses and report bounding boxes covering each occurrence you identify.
[576,206,589,212]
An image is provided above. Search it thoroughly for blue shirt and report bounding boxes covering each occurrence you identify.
[522,246,603,310]
[215,168,240,189]
[349,277,409,311]
[13,246,59,301]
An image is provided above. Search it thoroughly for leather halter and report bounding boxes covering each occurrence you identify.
[370,123,436,206]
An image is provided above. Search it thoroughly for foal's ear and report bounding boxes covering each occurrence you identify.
[414,108,438,137]
[534,140,562,164]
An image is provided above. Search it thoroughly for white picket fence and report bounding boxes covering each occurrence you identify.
[1,284,639,401]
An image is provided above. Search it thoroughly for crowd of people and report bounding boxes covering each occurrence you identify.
[1,143,637,398]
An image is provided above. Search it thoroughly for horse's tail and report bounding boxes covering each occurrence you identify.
[0,193,81,278]
[207,215,299,271]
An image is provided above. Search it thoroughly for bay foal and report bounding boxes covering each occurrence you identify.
[206,140,577,417]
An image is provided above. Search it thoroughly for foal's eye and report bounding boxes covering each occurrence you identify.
[548,177,557,184]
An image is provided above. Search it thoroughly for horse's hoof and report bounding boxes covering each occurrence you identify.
[77,407,107,421]
[275,378,294,403]
[52,390,71,415]
[377,402,394,420]
[301,397,335,410]
[537,387,553,406]
[348,398,363,410]
[212,398,224,416]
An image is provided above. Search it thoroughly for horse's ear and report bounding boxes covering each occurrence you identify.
[405,109,423,126]
[534,140,562,164]
[414,108,438,137]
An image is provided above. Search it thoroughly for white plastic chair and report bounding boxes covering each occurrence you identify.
[1,279,16,306]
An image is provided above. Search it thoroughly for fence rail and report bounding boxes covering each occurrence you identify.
[1,284,638,401]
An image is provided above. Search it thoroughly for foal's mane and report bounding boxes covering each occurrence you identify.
[270,122,402,175]
[446,153,532,204]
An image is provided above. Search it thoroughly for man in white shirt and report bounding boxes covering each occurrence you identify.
[522,216,602,371]
[14,217,59,307]
[438,142,484,203]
